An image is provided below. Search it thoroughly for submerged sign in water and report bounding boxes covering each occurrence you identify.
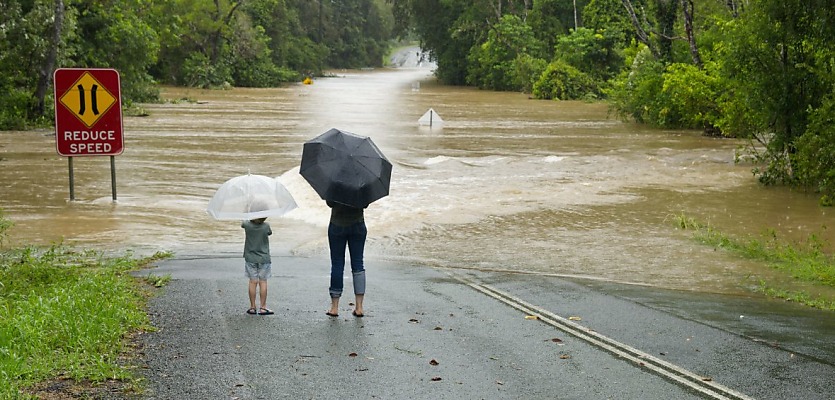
[54,68,123,156]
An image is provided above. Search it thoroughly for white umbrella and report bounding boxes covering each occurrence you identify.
[207,174,297,220]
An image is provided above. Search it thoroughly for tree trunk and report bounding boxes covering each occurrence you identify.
[209,0,245,62]
[34,0,64,117]
[680,0,702,69]
[655,0,678,62]
[621,0,659,59]
[573,0,578,31]
[726,0,743,17]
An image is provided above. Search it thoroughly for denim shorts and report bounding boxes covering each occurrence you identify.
[245,262,272,280]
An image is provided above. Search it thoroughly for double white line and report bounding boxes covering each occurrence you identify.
[451,273,754,400]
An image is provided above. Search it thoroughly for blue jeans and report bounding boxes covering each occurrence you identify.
[328,221,367,298]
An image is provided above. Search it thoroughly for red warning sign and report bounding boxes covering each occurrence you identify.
[54,68,123,156]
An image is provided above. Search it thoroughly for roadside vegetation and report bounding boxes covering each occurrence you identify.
[671,213,835,311]
[1,0,397,129]
[0,211,171,399]
[4,0,835,202]
[391,0,835,205]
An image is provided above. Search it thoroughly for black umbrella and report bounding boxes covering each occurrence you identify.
[300,128,392,208]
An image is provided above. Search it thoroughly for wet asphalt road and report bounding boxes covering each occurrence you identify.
[136,254,835,399]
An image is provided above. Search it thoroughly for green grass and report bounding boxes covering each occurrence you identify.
[0,244,171,398]
[143,272,172,288]
[671,213,835,310]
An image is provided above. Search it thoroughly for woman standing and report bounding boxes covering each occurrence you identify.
[325,201,367,317]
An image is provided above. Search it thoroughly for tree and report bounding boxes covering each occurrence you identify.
[390,0,544,85]
[718,0,835,185]
[152,0,244,87]
[584,0,636,47]
[621,0,659,59]
[34,0,65,116]
[554,27,623,83]
[794,96,835,205]
[528,0,574,52]
[389,0,479,84]
[0,0,80,128]
[247,0,326,75]
[1,0,402,129]
[70,0,161,101]
[466,14,545,90]
[608,46,666,124]
[653,0,678,62]
[679,0,701,69]
[325,0,390,68]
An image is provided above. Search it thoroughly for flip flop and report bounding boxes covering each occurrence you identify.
[246,308,257,315]
[325,312,339,317]
[352,311,364,318]
[258,308,274,315]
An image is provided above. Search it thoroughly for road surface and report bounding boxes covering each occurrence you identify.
[136,253,835,399]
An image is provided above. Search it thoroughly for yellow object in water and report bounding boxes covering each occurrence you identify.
[303,77,313,85]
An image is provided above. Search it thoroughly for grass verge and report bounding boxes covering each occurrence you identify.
[670,213,835,310]
[0,243,171,399]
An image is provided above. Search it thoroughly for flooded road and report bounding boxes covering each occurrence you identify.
[1,66,834,298]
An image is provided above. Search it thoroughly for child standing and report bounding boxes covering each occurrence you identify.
[242,217,274,315]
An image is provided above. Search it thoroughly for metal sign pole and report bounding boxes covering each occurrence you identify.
[54,68,124,202]
[110,155,117,201]
[68,156,75,201]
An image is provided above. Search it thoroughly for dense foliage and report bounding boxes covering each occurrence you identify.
[5,0,835,201]
[389,0,835,204]
[1,0,395,129]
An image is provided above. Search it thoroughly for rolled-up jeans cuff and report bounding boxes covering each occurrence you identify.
[352,270,366,295]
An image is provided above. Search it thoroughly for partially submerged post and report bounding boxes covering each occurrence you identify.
[53,68,124,201]
[418,108,444,128]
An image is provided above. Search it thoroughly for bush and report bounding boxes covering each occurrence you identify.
[182,52,232,89]
[232,57,284,87]
[511,54,548,94]
[608,46,666,124]
[793,96,835,205]
[532,60,599,100]
[0,89,38,130]
[466,14,545,91]
[660,62,722,133]
[554,27,624,83]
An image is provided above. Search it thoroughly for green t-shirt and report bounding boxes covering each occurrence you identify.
[241,220,272,263]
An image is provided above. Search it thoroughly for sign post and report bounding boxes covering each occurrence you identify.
[53,68,123,201]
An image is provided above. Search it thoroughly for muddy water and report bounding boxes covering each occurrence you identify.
[1,67,834,297]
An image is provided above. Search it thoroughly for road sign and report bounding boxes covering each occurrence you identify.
[54,68,123,156]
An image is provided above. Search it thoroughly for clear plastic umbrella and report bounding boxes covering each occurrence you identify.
[206,174,297,220]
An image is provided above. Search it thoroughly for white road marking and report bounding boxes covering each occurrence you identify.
[450,272,755,400]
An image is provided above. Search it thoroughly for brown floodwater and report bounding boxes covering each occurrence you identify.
[1,66,834,298]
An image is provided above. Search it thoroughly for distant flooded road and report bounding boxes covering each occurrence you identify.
[1,66,834,298]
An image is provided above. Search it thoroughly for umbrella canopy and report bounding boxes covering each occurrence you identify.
[300,128,392,208]
[207,174,297,220]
